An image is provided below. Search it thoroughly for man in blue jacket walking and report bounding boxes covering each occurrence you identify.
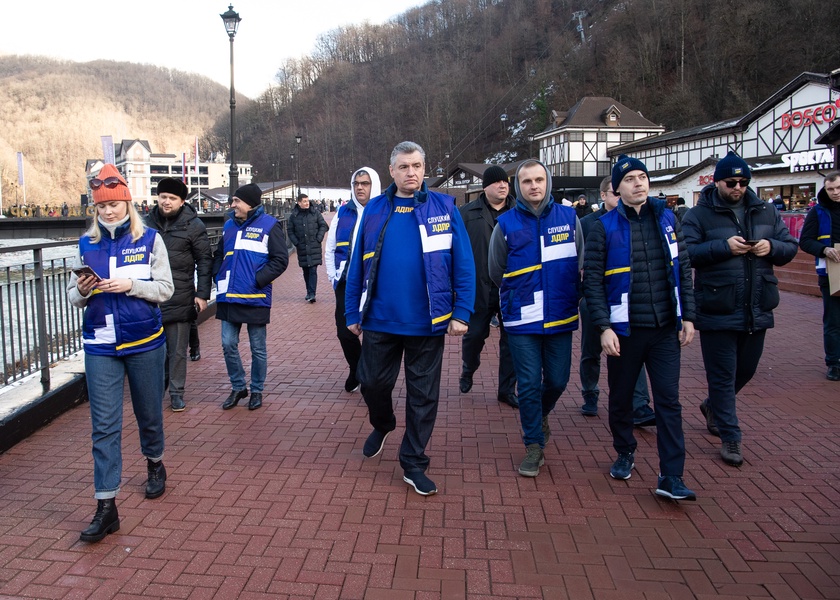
[345,141,475,496]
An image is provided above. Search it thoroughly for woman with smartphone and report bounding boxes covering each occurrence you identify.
[67,164,174,543]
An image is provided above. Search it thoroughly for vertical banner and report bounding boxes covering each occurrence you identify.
[182,153,187,183]
[194,137,200,173]
[17,152,25,186]
[100,136,115,165]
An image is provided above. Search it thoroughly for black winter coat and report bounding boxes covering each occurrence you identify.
[583,197,695,331]
[682,185,798,332]
[144,203,212,324]
[459,193,515,315]
[288,206,328,268]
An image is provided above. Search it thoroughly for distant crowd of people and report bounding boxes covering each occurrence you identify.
[68,144,840,544]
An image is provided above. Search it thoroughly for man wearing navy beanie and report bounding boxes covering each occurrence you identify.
[682,151,797,467]
[583,154,698,500]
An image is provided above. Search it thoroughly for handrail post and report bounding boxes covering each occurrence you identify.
[32,248,51,392]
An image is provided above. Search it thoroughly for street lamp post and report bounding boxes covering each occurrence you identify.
[500,110,508,158]
[294,134,301,199]
[220,4,241,202]
[290,152,296,200]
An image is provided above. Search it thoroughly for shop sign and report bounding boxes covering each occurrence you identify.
[781,148,835,173]
[697,174,715,186]
[780,99,840,130]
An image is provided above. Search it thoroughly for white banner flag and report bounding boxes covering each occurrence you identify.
[17,152,24,186]
[101,136,115,165]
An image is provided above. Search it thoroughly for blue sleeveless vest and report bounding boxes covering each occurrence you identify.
[814,205,832,276]
[601,200,683,336]
[358,189,458,333]
[496,202,579,334]
[216,207,278,308]
[333,202,359,288]
[79,225,164,356]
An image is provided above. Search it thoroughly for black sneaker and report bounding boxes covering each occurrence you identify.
[610,452,635,480]
[363,429,391,458]
[497,393,519,408]
[827,366,840,381]
[518,443,544,477]
[344,374,360,393]
[580,398,598,416]
[189,350,201,361]
[459,373,473,393]
[699,398,720,437]
[403,471,437,496]
[170,395,185,412]
[720,440,743,466]
[655,475,697,501]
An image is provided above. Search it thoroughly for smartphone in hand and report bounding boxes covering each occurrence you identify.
[744,240,760,246]
[72,265,103,282]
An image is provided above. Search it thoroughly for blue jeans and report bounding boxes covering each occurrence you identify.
[221,321,267,393]
[357,330,444,474]
[506,332,573,448]
[85,344,166,499]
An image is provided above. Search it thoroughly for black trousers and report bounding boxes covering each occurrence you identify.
[334,280,361,379]
[699,329,766,443]
[302,266,318,296]
[461,295,515,396]
[606,326,686,477]
[357,330,444,474]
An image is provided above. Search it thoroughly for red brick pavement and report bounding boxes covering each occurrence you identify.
[1,233,839,599]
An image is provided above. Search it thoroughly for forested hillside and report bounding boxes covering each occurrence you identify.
[228,0,840,187]
[0,56,244,207]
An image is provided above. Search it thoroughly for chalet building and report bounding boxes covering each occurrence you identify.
[609,70,840,209]
[85,139,253,205]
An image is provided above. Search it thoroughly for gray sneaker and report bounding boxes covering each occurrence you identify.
[720,440,743,466]
[542,416,551,444]
[518,443,544,477]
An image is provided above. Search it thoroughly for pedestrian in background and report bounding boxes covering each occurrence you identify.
[288,193,328,303]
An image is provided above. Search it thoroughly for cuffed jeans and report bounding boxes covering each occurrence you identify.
[606,326,686,477]
[85,344,166,499]
[699,329,766,442]
[580,297,650,411]
[163,321,190,396]
[221,321,267,393]
[335,280,361,379]
[357,330,444,474]
[461,296,516,396]
[302,266,318,296]
[506,332,572,448]
[820,279,840,367]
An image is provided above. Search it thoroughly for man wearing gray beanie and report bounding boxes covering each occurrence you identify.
[212,183,289,411]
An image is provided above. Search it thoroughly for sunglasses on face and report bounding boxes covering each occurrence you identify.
[723,179,750,189]
[89,177,123,190]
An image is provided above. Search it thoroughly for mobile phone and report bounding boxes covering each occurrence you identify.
[744,240,760,246]
[72,265,102,281]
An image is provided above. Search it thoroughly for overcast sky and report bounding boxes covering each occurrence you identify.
[3,0,422,98]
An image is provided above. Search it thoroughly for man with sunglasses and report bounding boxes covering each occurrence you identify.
[682,151,797,467]
[578,176,653,423]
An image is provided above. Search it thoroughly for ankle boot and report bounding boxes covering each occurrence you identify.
[145,459,167,499]
[79,498,120,542]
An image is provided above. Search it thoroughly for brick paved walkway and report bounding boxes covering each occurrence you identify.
[1,234,839,598]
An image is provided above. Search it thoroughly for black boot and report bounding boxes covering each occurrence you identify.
[79,498,120,543]
[145,459,167,499]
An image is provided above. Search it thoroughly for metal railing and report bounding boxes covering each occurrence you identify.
[0,240,83,391]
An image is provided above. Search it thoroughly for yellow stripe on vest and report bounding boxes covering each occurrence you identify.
[225,251,234,257]
[818,235,830,240]
[605,266,631,276]
[226,293,267,299]
[431,311,453,325]
[544,314,579,328]
[336,242,350,247]
[363,251,375,260]
[116,327,164,351]
[503,264,542,278]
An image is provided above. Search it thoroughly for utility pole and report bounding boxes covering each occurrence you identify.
[572,11,586,44]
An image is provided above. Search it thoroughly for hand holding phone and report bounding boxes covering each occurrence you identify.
[744,240,760,246]
[72,265,102,282]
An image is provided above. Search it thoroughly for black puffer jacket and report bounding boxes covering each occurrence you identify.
[144,203,212,324]
[459,192,514,315]
[682,185,798,332]
[288,205,328,268]
[583,197,695,331]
